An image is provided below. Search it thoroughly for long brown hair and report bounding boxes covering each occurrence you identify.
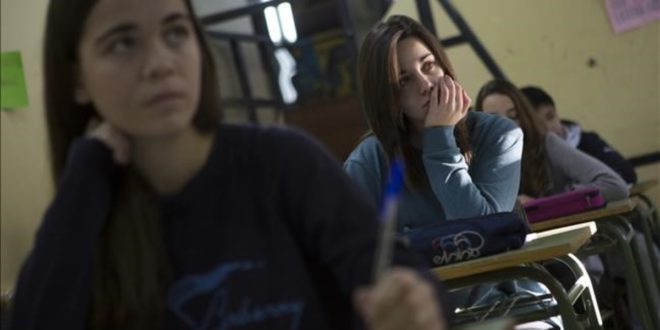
[475,79,551,197]
[43,0,221,327]
[357,15,471,190]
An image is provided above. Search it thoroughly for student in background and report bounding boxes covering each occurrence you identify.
[344,15,523,232]
[477,80,658,329]
[520,85,637,185]
[9,0,450,329]
[476,79,629,203]
[341,16,565,327]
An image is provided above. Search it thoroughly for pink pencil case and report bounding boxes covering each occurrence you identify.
[523,187,606,223]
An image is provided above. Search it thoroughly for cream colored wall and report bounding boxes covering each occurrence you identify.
[0,0,658,292]
[1,0,52,291]
[388,0,660,203]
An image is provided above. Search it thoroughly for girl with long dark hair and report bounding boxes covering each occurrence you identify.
[10,1,450,329]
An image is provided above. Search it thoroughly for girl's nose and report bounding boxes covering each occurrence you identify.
[418,75,435,95]
[141,42,175,81]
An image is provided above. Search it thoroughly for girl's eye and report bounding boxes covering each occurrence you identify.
[422,61,437,72]
[107,36,135,54]
[165,25,190,47]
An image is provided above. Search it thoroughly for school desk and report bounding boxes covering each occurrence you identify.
[529,199,635,232]
[629,179,660,291]
[529,198,658,330]
[433,222,601,329]
[630,179,659,241]
[630,178,658,197]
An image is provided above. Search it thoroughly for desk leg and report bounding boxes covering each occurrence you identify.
[553,253,603,329]
[633,205,660,291]
[636,194,659,242]
[598,217,656,330]
[628,226,660,329]
[445,265,582,329]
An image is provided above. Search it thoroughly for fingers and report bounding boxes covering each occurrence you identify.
[85,119,131,165]
[518,194,535,204]
[438,76,450,106]
[451,77,463,113]
[370,272,414,329]
[430,80,439,110]
[353,288,369,320]
[112,136,130,165]
[425,75,470,128]
[356,268,445,330]
[462,88,471,111]
[86,117,101,133]
[460,85,471,120]
[437,76,455,109]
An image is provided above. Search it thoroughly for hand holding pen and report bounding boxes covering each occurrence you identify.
[353,158,446,330]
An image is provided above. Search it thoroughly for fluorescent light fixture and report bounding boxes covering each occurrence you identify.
[262,1,297,44]
[264,6,282,44]
[274,48,298,104]
[277,2,297,43]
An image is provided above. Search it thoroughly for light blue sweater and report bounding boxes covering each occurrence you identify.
[344,111,523,232]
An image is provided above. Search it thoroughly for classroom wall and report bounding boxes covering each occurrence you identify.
[387,0,659,202]
[1,0,658,292]
[0,0,51,291]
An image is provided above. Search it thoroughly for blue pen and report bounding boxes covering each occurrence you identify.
[373,157,405,280]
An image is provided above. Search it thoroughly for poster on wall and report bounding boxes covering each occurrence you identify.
[604,0,660,33]
[1,51,29,110]
[289,29,355,105]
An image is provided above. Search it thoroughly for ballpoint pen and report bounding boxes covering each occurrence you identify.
[373,157,405,280]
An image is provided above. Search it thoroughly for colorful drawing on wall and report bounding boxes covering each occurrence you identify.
[604,0,660,33]
[1,51,29,109]
[289,28,355,104]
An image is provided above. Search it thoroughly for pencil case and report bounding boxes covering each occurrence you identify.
[400,212,528,267]
[522,187,606,223]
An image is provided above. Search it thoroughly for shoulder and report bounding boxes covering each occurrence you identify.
[544,131,564,149]
[467,111,522,154]
[544,132,578,160]
[345,134,385,164]
[218,124,323,151]
[217,124,345,184]
[216,124,338,170]
[468,111,521,140]
[578,131,608,147]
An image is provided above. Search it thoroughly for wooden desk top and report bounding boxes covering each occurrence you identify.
[630,179,658,196]
[529,198,636,232]
[432,222,596,280]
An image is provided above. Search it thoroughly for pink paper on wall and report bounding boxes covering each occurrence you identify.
[605,0,660,33]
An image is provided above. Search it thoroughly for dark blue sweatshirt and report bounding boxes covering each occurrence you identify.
[11,124,449,329]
